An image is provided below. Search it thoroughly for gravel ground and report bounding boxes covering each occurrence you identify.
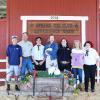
[0,83,100,100]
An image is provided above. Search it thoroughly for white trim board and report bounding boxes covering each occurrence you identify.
[0,69,6,72]
[20,16,88,46]
[0,79,5,81]
[0,59,7,62]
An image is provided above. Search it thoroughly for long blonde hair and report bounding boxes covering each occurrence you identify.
[73,40,82,49]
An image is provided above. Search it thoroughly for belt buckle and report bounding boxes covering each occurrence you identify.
[23,56,30,59]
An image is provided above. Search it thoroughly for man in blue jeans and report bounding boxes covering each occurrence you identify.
[18,32,34,80]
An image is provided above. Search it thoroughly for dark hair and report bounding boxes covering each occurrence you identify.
[60,38,69,47]
[49,34,54,36]
[35,37,42,41]
[84,41,93,47]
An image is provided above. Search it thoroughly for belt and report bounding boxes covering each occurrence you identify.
[23,56,31,59]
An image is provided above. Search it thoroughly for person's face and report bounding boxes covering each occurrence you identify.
[61,39,67,46]
[74,40,80,48]
[22,33,28,41]
[49,36,54,43]
[12,38,17,45]
[36,38,41,45]
[85,43,91,49]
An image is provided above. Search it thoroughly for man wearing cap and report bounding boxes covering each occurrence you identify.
[6,35,22,91]
[18,32,34,79]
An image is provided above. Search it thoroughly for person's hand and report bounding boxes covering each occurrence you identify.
[39,61,44,65]
[45,50,48,55]
[50,62,54,66]
[45,48,52,55]
[6,62,9,68]
[47,48,52,51]
[19,63,22,68]
[34,61,39,65]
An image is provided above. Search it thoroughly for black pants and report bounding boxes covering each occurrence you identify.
[58,62,71,72]
[34,60,46,71]
[83,64,97,90]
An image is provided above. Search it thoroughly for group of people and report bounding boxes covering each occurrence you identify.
[6,32,99,93]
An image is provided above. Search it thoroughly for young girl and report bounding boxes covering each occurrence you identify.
[71,40,84,84]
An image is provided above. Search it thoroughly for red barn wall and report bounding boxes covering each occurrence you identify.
[0,19,7,59]
[7,0,99,52]
[0,19,7,81]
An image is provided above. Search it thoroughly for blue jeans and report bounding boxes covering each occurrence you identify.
[72,68,82,83]
[21,58,34,79]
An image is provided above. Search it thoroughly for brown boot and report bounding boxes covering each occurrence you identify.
[15,85,20,91]
[7,84,10,91]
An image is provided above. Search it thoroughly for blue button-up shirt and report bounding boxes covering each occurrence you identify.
[44,42,58,60]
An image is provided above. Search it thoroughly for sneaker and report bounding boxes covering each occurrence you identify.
[15,85,20,91]
[7,84,10,91]
[91,89,95,92]
[85,89,88,92]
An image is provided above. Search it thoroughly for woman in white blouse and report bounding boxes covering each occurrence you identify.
[83,41,99,92]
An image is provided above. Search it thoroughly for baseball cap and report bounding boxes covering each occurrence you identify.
[11,35,18,39]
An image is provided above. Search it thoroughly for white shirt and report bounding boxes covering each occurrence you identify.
[18,40,33,57]
[84,48,99,65]
[32,44,44,60]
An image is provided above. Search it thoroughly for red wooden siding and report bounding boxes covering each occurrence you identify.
[0,19,7,84]
[6,0,99,52]
[0,19,7,73]
[0,19,7,59]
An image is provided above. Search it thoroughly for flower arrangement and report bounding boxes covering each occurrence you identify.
[19,73,33,91]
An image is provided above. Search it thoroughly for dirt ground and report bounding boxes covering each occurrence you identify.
[0,83,100,100]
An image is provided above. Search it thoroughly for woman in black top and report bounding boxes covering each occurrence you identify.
[57,38,72,71]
